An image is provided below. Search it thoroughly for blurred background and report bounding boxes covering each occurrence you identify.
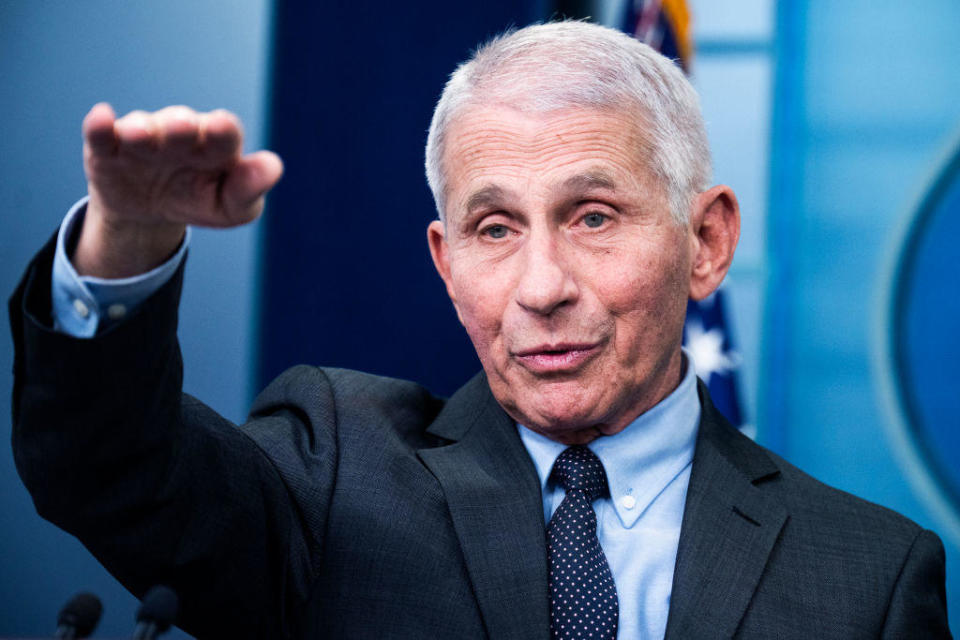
[1,0,957,636]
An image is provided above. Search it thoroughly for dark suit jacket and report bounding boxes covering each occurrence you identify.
[10,237,951,639]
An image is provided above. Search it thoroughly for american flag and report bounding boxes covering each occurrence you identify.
[624,0,693,73]
[683,292,749,435]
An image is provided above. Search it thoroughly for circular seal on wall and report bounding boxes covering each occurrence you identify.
[878,131,960,545]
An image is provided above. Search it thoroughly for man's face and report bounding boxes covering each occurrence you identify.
[429,106,696,444]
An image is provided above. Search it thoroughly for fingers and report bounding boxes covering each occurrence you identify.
[83,102,118,155]
[219,151,284,226]
[81,103,278,230]
[103,105,244,163]
[114,110,157,155]
[202,109,244,157]
[155,106,201,155]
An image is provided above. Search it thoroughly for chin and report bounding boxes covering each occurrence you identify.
[520,407,607,445]
[488,369,609,430]
[516,392,604,432]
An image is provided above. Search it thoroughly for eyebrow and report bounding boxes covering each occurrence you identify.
[561,171,618,194]
[464,171,617,211]
[464,185,508,214]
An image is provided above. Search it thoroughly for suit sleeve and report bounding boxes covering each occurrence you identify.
[9,233,335,639]
[879,528,952,639]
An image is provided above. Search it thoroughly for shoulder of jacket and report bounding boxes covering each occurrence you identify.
[760,446,924,545]
[250,365,446,438]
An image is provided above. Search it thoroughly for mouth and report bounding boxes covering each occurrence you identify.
[512,342,603,374]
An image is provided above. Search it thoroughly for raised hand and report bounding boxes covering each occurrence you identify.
[74,103,284,278]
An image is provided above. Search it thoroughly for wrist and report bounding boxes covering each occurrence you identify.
[73,198,186,278]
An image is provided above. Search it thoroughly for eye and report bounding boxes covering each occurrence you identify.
[483,224,510,239]
[582,212,608,228]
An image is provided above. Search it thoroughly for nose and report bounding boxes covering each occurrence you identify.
[515,233,579,316]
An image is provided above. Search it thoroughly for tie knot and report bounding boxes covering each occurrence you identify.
[551,446,609,500]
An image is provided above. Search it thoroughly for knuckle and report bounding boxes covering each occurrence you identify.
[209,108,238,122]
[119,110,152,128]
[162,106,198,128]
[209,110,243,134]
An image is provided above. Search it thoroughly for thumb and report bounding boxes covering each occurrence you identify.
[220,150,284,226]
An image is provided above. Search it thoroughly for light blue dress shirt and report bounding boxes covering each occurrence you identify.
[519,357,699,640]
[51,198,189,337]
[51,200,700,640]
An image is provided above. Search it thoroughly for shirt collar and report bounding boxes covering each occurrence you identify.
[518,350,701,528]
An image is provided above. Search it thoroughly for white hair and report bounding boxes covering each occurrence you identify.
[424,20,711,224]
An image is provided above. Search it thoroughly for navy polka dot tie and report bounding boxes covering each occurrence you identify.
[547,446,619,639]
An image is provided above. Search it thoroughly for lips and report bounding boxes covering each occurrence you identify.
[513,342,602,374]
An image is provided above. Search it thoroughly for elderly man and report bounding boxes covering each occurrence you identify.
[10,21,949,640]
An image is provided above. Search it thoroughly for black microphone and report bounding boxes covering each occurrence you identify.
[132,585,179,640]
[55,591,103,639]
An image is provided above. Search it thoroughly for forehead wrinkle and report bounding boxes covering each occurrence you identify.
[454,109,632,160]
[446,107,660,220]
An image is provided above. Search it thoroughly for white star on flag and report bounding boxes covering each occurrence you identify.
[684,317,741,384]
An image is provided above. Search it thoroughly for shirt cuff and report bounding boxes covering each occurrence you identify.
[51,197,191,337]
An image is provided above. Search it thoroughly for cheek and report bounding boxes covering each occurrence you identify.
[450,268,507,353]
[590,251,667,311]
[593,249,689,350]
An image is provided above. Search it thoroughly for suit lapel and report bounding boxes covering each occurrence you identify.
[419,375,786,639]
[418,373,550,640]
[665,383,787,639]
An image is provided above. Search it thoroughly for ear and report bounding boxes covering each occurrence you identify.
[687,185,740,301]
[427,219,464,324]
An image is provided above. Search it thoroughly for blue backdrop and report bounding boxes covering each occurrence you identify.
[258,0,547,395]
[0,3,271,636]
[765,1,960,629]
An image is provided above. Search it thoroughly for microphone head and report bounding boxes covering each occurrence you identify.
[57,592,103,638]
[136,585,179,631]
